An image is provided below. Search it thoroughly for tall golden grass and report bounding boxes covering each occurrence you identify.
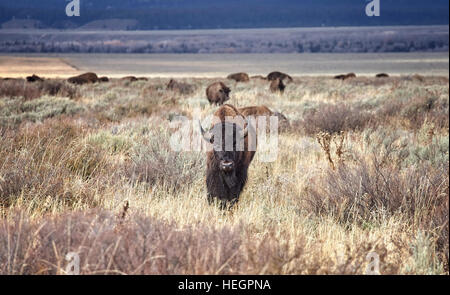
[0,76,448,274]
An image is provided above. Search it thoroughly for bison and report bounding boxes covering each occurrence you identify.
[26,74,44,83]
[251,75,267,80]
[121,76,138,82]
[269,78,286,94]
[98,76,110,82]
[227,72,250,82]
[376,73,389,78]
[166,79,195,95]
[267,71,293,83]
[334,73,357,80]
[239,105,290,132]
[206,82,231,105]
[68,72,98,85]
[199,104,256,209]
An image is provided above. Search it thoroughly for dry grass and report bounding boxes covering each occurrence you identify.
[0,75,448,274]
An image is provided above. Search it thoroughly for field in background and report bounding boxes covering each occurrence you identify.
[0,52,449,78]
[0,74,448,274]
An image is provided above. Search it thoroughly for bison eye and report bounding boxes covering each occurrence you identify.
[219,89,224,93]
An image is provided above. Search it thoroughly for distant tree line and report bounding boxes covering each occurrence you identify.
[0,27,447,53]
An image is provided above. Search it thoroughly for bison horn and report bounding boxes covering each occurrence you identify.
[198,120,214,143]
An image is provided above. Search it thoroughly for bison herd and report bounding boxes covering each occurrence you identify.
[8,70,393,209]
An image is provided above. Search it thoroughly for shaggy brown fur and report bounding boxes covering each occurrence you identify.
[206,82,231,105]
[270,78,286,93]
[68,72,98,85]
[267,71,293,83]
[239,105,290,131]
[201,104,256,209]
[98,76,110,82]
[239,105,273,117]
[227,72,250,82]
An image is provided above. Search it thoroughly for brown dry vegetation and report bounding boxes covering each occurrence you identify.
[0,75,448,274]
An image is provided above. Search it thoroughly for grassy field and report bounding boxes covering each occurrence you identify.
[0,74,448,274]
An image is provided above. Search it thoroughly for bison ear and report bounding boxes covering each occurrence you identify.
[198,120,214,143]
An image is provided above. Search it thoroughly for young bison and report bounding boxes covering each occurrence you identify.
[199,104,256,209]
[227,72,250,82]
[206,82,231,105]
[270,78,286,94]
[68,72,98,85]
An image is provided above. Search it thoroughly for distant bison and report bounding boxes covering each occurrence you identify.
[267,71,293,83]
[2,78,24,82]
[26,74,44,83]
[376,73,389,78]
[270,78,286,94]
[98,76,110,82]
[239,105,290,131]
[121,76,138,82]
[251,75,267,80]
[199,104,256,209]
[68,72,98,85]
[227,72,250,82]
[137,77,149,81]
[166,79,195,95]
[206,82,231,105]
[334,73,356,80]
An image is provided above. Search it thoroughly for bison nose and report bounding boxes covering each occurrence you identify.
[220,161,234,172]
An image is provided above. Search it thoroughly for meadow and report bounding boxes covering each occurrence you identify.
[0,74,448,274]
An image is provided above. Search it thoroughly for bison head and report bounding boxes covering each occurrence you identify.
[199,121,248,186]
[218,86,231,104]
